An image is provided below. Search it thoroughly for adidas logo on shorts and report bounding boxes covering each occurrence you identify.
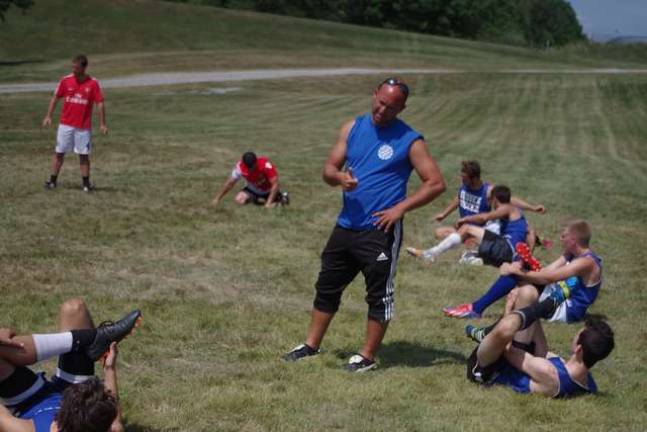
[376,252,389,262]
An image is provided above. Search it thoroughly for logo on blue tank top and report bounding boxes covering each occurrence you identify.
[378,144,394,160]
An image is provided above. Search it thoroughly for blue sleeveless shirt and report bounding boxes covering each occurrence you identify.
[337,114,422,230]
[500,214,528,247]
[458,182,491,219]
[495,357,596,397]
[558,251,602,322]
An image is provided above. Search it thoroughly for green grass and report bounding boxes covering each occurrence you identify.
[2,1,647,431]
[2,0,647,84]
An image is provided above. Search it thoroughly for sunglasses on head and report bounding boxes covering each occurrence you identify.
[380,77,409,97]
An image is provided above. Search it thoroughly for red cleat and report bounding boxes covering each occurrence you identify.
[515,242,541,271]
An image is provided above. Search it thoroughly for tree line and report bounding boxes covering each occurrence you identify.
[170,0,585,47]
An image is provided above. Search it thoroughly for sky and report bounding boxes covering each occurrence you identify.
[568,0,647,40]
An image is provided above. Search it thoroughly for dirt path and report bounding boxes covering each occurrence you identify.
[2,67,647,94]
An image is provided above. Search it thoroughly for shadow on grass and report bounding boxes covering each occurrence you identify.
[0,60,44,67]
[125,423,171,432]
[333,340,467,369]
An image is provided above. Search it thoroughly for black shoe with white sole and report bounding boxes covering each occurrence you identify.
[282,343,320,362]
[344,354,376,372]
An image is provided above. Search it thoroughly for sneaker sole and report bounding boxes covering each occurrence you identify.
[346,363,377,373]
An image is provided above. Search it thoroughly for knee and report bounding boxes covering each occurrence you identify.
[516,285,539,307]
[495,314,520,340]
[60,298,88,318]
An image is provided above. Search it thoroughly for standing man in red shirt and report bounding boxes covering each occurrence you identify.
[211,152,289,208]
[42,54,107,192]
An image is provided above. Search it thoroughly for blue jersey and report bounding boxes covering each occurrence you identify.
[500,214,528,247]
[557,251,602,322]
[18,392,61,432]
[495,357,596,398]
[337,114,422,230]
[458,182,491,219]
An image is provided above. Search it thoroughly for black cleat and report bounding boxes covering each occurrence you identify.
[44,180,57,189]
[282,343,319,362]
[344,354,376,372]
[86,309,142,361]
[82,184,95,193]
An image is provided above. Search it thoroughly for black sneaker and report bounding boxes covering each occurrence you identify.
[44,180,57,189]
[344,354,376,372]
[280,191,290,206]
[86,309,142,361]
[82,184,95,193]
[282,343,319,362]
[465,324,486,343]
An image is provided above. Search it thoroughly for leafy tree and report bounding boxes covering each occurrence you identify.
[0,0,34,22]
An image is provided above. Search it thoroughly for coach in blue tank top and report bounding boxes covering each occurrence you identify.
[283,77,446,372]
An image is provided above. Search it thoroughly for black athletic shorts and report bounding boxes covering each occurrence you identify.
[478,230,514,267]
[242,187,284,205]
[314,221,403,322]
[466,341,536,385]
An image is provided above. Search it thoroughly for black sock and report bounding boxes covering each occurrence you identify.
[82,176,90,187]
[0,367,39,399]
[58,352,95,376]
[49,175,57,184]
[513,298,558,330]
[70,329,97,353]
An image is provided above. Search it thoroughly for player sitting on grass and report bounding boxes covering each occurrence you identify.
[443,219,601,319]
[407,185,527,266]
[432,160,546,263]
[211,151,289,208]
[465,284,614,398]
[0,299,141,432]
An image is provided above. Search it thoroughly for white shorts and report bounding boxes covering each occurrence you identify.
[56,124,92,155]
[539,285,568,322]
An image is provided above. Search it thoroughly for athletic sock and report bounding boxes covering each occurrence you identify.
[49,175,57,184]
[32,332,74,362]
[425,232,462,258]
[512,297,558,330]
[0,367,41,403]
[472,275,517,314]
[82,176,90,187]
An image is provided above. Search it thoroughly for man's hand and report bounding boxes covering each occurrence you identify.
[373,205,404,232]
[265,201,277,209]
[500,261,523,275]
[42,116,52,128]
[434,212,446,222]
[100,124,109,135]
[103,342,118,371]
[210,198,221,207]
[533,204,546,213]
[0,328,25,349]
[338,167,358,192]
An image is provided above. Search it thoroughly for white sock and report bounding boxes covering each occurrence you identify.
[32,332,73,362]
[427,232,463,257]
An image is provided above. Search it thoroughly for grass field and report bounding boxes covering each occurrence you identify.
[2,1,647,431]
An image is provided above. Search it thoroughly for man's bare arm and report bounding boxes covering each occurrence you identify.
[505,256,595,285]
[435,196,459,222]
[510,196,545,213]
[211,177,237,207]
[322,120,357,191]
[97,102,108,135]
[42,95,61,127]
[504,346,558,397]
[458,203,513,226]
[0,404,34,432]
[264,176,280,208]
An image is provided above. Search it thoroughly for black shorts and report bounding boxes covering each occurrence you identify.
[478,230,514,267]
[242,187,283,205]
[314,221,403,322]
[466,341,536,385]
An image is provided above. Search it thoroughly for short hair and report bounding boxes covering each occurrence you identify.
[577,318,614,369]
[565,219,592,247]
[56,378,118,432]
[461,161,481,180]
[491,185,511,203]
[72,54,88,68]
[242,152,257,169]
[378,77,409,100]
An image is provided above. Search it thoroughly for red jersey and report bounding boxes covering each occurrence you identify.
[54,74,104,129]
[231,157,278,193]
